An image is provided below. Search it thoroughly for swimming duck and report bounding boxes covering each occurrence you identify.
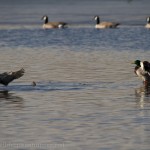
[0,68,25,86]
[133,60,150,86]
[42,15,68,29]
[31,81,36,86]
[94,16,120,29]
[145,17,150,28]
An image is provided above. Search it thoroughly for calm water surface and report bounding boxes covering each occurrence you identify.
[0,0,150,150]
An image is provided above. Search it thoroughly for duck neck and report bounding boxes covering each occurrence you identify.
[137,62,141,67]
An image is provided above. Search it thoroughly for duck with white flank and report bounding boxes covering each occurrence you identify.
[145,17,150,28]
[0,68,25,86]
[133,60,150,87]
[42,15,68,29]
[94,16,120,29]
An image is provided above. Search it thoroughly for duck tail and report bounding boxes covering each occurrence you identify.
[11,68,25,80]
[0,68,25,86]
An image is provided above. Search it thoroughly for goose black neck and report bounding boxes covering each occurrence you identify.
[148,18,150,24]
[45,17,48,24]
[96,17,100,24]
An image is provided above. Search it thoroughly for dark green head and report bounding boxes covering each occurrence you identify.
[134,60,141,67]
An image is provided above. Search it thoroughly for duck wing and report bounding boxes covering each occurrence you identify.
[134,66,140,75]
[0,68,25,86]
[143,61,150,73]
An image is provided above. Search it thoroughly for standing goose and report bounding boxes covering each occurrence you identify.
[133,60,150,87]
[145,17,150,28]
[94,16,120,29]
[42,15,68,29]
[0,68,25,86]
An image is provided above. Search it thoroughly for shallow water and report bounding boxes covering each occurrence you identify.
[0,0,150,150]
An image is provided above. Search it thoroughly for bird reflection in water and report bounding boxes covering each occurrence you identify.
[0,90,24,109]
[135,86,150,108]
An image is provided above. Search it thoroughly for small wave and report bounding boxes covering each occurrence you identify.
[0,81,114,92]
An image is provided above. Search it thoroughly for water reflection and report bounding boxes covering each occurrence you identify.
[135,86,150,108]
[0,90,24,109]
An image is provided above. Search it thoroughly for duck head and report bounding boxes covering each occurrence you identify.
[133,60,141,67]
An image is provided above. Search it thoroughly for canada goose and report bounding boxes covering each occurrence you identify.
[132,60,150,87]
[94,16,120,29]
[145,17,150,28]
[0,68,25,86]
[41,15,67,29]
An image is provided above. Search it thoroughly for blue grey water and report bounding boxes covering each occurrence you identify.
[0,0,150,150]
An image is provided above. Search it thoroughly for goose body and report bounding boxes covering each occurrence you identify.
[0,68,25,86]
[133,60,150,86]
[42,15,67,29]
[145,17,150,28]
[94,16,120,29]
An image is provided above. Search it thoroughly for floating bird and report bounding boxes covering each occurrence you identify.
[31,81,36,86]
[41,15,68,29]
[145,17,150,28]
[133,60,150,86]
[94,16,120,29]
[0,68,25,86]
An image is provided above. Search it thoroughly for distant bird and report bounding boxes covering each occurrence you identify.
[133,60,150,87]
[94,16,120,29]
[31,81,36,86]
[145,17,150,28]
[0,68,25,86]
[41,15,68,29]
